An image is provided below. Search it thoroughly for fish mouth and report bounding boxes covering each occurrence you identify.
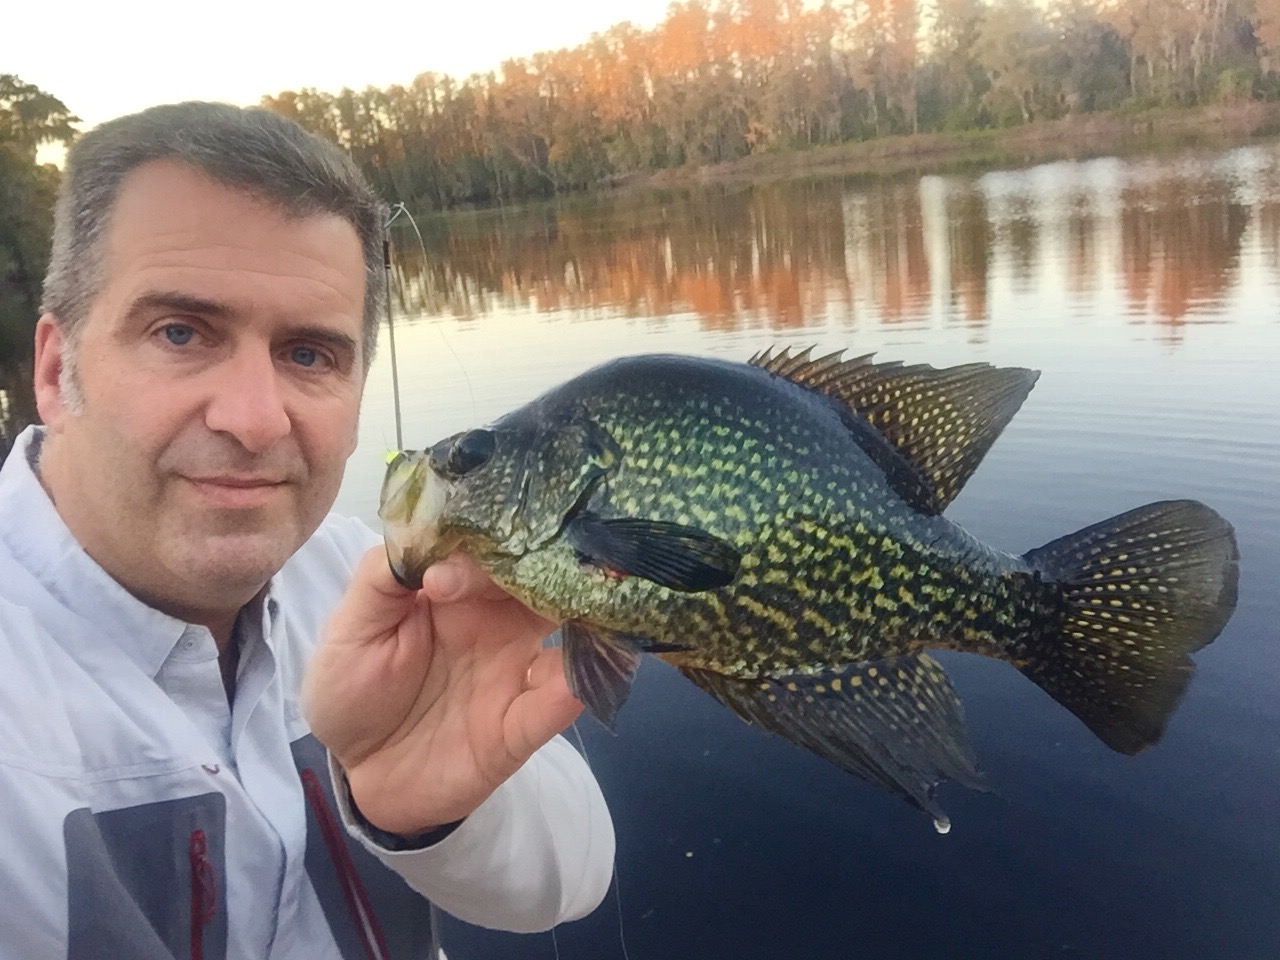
[378,450,459,590]
[385,543,434,590]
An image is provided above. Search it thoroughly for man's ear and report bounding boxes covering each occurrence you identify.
[33,315,70,430]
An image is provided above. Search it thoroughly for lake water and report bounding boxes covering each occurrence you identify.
[334,146,1280,960]
[1,143,1274,959]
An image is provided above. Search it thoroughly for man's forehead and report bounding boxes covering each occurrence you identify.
[108,159,358,249]
[113,159,272,227]
[97,160,366,311]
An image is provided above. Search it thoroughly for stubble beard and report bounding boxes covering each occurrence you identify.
[59,334,86,416]
[52,337,311,617]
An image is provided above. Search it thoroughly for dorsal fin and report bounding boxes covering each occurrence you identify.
[751,346,1039,513]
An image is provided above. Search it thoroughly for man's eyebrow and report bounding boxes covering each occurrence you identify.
[125,291,236,322]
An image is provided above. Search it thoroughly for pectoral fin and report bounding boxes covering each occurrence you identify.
[564,514,741,592]
[680,654,987,831]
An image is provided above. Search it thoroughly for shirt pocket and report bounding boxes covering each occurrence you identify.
[65,791,227,960]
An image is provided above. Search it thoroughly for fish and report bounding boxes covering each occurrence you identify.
[379,347,1239,830]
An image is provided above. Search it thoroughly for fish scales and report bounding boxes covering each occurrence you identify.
[380,348,1238,826]
[511,358,1028,675]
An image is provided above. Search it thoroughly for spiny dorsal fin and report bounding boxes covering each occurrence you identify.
[750,346,1039,512]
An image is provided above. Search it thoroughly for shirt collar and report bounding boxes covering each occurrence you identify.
[0,425,277,678]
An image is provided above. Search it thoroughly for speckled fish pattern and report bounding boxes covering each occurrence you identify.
[381,348,1238,826]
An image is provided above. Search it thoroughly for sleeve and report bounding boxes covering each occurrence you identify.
[328,735,615,933]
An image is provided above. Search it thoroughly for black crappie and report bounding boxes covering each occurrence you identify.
[380,348,1239,828]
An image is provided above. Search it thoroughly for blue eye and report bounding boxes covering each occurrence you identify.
[164,324,194,346]
[291,346,320,367]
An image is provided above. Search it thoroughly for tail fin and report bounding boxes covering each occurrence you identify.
[1019,500,1238,755]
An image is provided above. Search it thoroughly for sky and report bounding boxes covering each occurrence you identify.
[6,0,674,141]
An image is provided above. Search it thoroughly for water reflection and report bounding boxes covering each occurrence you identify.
[1119,173,1248,331]
[4,144,1280,459]
[842,182,930,323]
[0,147,1276,960]
[939,182,992,325]
[389,144,1280,341]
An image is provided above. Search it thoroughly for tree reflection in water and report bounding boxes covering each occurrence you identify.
[383,147,1275,346]
[6,145,1280,462]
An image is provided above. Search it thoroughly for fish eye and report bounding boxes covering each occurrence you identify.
[446,429,496,477]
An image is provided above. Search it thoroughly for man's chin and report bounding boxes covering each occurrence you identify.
[177,532,297,597]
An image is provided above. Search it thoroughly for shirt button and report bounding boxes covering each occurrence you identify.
[183,637,196,650]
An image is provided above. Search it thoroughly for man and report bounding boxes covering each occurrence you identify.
[0,102,614,958]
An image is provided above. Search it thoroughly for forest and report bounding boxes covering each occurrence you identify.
[259,0,1280,208]
[4,0,1278,443]
[4,0,1280,351]
[0,75,76,448]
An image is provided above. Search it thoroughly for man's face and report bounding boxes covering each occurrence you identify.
[34,159,367,623]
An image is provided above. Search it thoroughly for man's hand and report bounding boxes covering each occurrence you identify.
[303,548,583,837]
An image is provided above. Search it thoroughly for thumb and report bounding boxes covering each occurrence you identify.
[327,547,421,644]
[420,553,513,604]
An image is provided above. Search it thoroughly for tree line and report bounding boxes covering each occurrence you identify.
[0,75,77,450]
[0,76,75,334]
[261,0,1280,209]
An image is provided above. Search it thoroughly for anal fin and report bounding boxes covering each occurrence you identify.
[680,654,986,829]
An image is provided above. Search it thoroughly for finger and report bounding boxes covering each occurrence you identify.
[325,547,420,645]
[423,557,561,639]
[506,649,586,758]
[420,553,511,604]
[527,637,566,689]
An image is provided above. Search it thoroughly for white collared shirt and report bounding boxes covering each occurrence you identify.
[0,426,614,959]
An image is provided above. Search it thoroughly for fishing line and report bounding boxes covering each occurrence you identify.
[384,204,446,960]
[385,205,607,960]
[385,202,479,429]
[382,209,405,452]
[567,721,634,960]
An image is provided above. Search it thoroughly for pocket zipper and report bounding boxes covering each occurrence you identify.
[301,768,392,960]
[188,829,218,960]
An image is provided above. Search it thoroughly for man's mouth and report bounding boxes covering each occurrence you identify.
[184,475,287,508]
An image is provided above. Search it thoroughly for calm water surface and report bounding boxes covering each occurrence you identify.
[2,144,1271,959]
[335,145,1280,960]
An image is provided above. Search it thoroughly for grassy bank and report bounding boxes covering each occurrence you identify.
[634,101,1280,189]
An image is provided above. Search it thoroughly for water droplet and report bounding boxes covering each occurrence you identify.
[933,816,952,835]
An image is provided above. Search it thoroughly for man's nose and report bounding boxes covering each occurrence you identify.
[204,349,291,453]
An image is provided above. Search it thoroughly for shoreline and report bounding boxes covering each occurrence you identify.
[619,101,1280,191]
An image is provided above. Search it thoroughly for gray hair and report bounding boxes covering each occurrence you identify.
[42,101,388,370]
